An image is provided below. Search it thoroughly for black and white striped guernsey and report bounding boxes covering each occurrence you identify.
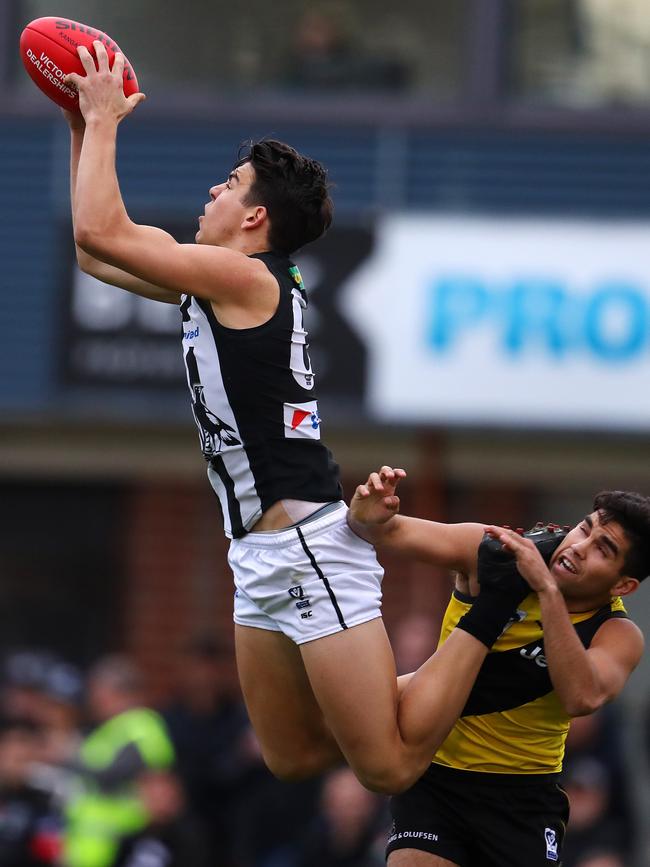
[179,251,343,539]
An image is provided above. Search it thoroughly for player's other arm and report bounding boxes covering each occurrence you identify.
[540,587,643,716]
[485,526,645,715]
[66,113,181,305]
[348,466,484,575]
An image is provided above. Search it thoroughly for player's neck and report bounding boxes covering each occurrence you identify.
[218,232,271,257]
[565,594,612,614]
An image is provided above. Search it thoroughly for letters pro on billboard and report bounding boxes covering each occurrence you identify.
[342,216,650,430]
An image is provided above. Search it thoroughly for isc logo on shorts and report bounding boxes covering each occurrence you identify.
[283,401,321,439]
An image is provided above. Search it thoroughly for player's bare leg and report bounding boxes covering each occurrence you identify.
[234,625,343,779]
[236,617,488,794]
[300,619,487,792]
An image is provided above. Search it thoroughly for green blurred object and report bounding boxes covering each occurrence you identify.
[63,708,175,867]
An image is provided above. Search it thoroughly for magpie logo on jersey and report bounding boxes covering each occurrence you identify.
[284,401,322,439]
[544,827,559,861]
[191,384,241,456]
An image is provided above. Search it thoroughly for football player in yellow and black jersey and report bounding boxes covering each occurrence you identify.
[348,467,648,867]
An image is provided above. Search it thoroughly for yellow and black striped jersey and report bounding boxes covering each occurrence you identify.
[433,591,628,774]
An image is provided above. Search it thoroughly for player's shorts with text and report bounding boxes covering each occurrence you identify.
[387,763,569,867]
[229,502,384,644]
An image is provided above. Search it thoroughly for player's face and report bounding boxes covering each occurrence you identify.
[548,511,632,601]
[196,161,256,246]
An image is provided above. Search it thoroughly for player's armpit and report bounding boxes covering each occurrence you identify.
[75,220,278,314]
[76,244,182,304]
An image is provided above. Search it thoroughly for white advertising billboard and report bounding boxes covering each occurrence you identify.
[341,216,650,430]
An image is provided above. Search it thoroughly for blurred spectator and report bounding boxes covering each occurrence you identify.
[62,656,174,867]
[36,661,84,766]
[561,705,634,863]
[283,4,410,93]
[231,771,322,867]
[0,717,61,865]
[295,766,388,867]
[160,635,260,865]
[113,770,209,867]
[2,650,58,724]
[391,612,440,676]
[2,651,84,768]
[560,757,627,867]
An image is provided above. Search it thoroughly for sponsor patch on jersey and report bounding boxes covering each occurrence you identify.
[284,401,321,439]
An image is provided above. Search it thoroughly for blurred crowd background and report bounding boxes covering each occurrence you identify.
[3,0,650,865]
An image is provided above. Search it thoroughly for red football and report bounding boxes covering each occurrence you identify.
[19,16,139,112]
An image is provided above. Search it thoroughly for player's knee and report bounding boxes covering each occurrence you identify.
[354,760,414,795]
[263,748,332,783]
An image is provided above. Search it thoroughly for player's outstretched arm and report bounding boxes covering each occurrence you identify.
[64,110,181,305]
[348,466,484,575]
[67,43,277,316]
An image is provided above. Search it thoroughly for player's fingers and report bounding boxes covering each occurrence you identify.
[93,40,110,72]
[126,92,146,111]
[77,45,97,75]
[367,473,384,492]
[483,524,504,537]
[355,485,370,498]
[64,72,84,91]
[384,496,400,511]
[112,51,125,78]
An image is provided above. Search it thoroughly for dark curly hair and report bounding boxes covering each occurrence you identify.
[234,139,333,255]
[593,490,650,582]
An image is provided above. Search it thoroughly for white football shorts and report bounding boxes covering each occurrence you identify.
[229,502,384,644]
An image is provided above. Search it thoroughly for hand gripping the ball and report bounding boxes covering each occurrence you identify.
[20,17,140,113]
[65,40,145,124]
[478,524,568,594]
[457,524,566,648]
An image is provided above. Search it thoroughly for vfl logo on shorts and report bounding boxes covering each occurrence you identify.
[544,827,559,861]
[288,585,314,619]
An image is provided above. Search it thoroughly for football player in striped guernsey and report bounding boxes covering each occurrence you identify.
[62,43,527,796]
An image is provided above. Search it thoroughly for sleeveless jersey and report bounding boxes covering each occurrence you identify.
[180,252,342,538]
[433,591,629,774]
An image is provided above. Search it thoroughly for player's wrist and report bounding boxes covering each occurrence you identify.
[536,580,561,600]
[84,114,119,130]
[346,512,373,539]
[66,115,85,134]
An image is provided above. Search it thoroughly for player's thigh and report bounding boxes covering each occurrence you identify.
[235,624,331,750]
[388,852,459,866]
[299,617,399,759]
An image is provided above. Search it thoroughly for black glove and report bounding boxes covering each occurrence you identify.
[457,524,567,648]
